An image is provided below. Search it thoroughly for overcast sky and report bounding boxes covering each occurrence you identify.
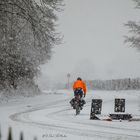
[39,0,140,84]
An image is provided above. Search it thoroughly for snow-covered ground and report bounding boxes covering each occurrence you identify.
[0,90,140,140]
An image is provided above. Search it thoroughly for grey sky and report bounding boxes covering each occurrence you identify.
[39,0,140,84]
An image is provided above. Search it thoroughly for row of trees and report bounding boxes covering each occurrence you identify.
[0,0,63,89]
[87,78,140,90]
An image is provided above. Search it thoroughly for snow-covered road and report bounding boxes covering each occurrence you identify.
[0,90,140,140]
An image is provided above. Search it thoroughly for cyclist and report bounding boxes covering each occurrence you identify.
[70,77,86,109]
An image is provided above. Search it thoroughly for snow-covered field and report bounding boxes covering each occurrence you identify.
[0,90,140,140]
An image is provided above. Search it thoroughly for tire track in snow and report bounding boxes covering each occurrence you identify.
[10,94,140,140]
[11,107,140,140]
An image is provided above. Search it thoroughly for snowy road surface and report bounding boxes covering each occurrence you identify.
[0,90,140,140]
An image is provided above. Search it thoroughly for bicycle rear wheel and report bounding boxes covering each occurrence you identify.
[75,101,80,115]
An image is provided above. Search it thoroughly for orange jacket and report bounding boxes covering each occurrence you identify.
[73,80,87,95]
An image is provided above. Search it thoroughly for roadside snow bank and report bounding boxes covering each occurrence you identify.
[0,85,41,104]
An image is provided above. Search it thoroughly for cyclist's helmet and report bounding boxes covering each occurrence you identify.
[77,77,82,81]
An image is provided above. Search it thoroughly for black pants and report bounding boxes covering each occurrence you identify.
[74,88,83,98]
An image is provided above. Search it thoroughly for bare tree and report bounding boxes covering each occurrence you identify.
[125,0,140,50]
[0,0,63,89]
